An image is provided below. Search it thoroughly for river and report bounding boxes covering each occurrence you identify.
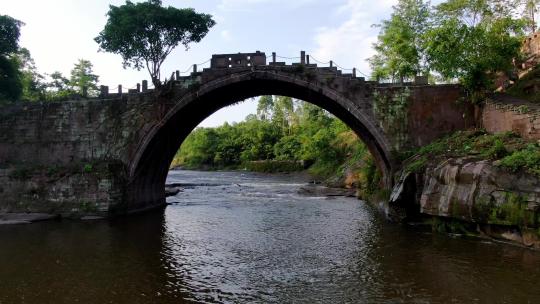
[0,170,539,303]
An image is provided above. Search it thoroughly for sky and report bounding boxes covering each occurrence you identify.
[3,0,398,127]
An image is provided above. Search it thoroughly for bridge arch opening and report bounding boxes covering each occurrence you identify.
[125,73,393,213]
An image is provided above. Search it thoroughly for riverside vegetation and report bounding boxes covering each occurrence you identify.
[171,96,383,198]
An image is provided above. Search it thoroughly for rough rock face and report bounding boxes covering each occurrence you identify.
[420,157,540,225]
[414,156,540,248]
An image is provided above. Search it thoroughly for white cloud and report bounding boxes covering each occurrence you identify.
[218,0,316,11]
[221,29,232,41]
[312,0,396,77]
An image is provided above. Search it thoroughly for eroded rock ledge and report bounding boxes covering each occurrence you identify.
[391,156,540,249]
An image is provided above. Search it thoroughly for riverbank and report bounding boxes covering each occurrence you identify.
[389,130,540,249]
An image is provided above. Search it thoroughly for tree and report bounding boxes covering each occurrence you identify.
[368,0,431,82]
[0,15,23,102]
[272,96,295,135]
[0,15,23,56]
[48,71,70,92]
[0,56,21,102]
[256,95,274,120]
[95,0,216,87]
[424,0,525,99]
[45,71,73,101]
[14,48,46,101]
[514,0,540,33]
[69,59,99,98]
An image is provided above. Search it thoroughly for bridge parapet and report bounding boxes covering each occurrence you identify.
[98,51,375,99]
[210,51,266,68]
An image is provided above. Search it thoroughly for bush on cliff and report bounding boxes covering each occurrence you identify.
[404,130,540,176]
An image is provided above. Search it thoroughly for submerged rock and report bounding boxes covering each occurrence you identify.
[0,213,57,225]
[297,185,356,197]
[165,186,184,197]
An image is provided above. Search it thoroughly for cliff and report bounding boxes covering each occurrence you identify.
[390,131,540,249]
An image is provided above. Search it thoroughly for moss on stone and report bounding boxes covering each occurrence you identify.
[430,216,478,236]
[373,87,411,151]
[405,155,428,173]
[487,192,535,227]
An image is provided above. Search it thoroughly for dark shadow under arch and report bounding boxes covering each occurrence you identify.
[125,74,393,213]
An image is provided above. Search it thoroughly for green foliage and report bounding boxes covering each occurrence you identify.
[256,95,274,120]
[0,15,23,103]
[405,155,428,173]
[0,56,22,102]
[0,16,99,103]
[488,192,534,226]
[274,136,301,160]
[499,143,540,175]
[95,0,215,87]
[358,155,382,196]
[0,15,23,56]
[424,0,525,100]
[369,0,431,82]
[44,71,73,101]
[482,138,508,159]
[83,163,93,173]
[430,216,477,235]
[69,59,99,98]
[370,0,525,97]
[406,130,540,176]
[173,96,380,189]
[14,48,47,102]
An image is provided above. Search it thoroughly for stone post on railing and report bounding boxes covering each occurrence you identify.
[272,52,276,63]
[353,68,356,78]
[136,83,140,93]
[100,85,108,98]
[300,51,306,64]
[118,85,122,94]
[306,55,310,65]
[142,80,148,92]
[176,70,180,80]
[330,60,333,68]
[193,64,198,73]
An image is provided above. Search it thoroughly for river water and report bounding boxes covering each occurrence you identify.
[1,170,540,303]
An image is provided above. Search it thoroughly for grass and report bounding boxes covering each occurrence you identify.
[404,130,540,177]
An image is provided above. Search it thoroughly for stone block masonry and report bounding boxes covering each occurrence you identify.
[482,99,540,140]
[0,52,475,218]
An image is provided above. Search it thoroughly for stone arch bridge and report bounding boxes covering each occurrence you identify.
[0,51,475,217]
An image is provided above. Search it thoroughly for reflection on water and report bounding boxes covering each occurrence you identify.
[0,170,539,303]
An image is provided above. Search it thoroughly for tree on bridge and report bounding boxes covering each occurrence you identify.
[94,0,216,88]
[369,0,431,83]
[371,0,525,100]
[69,59,99,98]
[424,0,525,100]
